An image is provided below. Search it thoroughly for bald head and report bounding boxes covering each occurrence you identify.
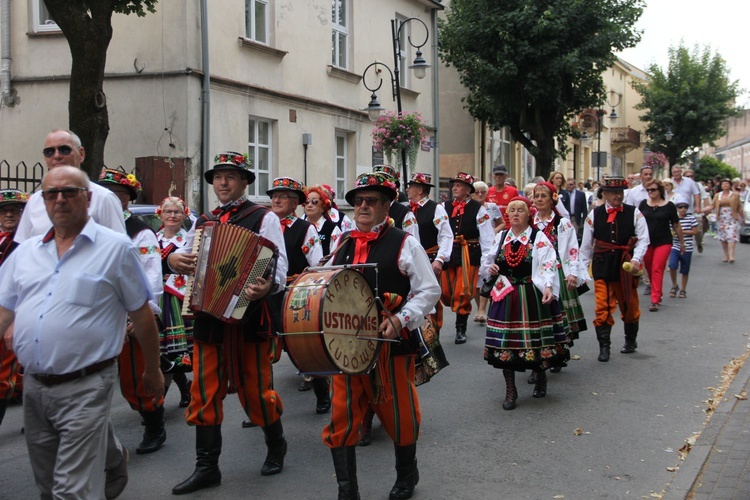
[42,166,91,235]
[43,130,85,169]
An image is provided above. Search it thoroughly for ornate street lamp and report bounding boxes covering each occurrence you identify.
[361,17,431,183]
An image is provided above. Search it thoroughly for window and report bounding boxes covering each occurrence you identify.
[245,0,268,44]
[395,16,409,89]
[331,0,348,69]
[335,132,348,203]
[491,127,513,169]
[31,0,59,33]
[248,118,272,199]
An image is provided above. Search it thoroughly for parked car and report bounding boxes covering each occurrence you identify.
[129,204,196,233]
[740,196,750,243]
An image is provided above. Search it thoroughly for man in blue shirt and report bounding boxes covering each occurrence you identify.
[0,166,163,499]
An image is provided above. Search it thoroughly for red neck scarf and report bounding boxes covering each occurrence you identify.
[212,205,239,224]
[606,205,623,223]
[452,199,467,218]
[409,201,420,214]
[280,217,294,233]
[350,230,379,264]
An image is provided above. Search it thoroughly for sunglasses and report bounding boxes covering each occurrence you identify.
[646,188,659,193]
[353,196,382,207]
[676,205,689,209]
[1,206,23,215]
[41,187,87,201]
[304,199,320,205]
[42,145,74,158]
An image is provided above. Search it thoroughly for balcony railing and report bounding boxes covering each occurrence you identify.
[610,127,641,152]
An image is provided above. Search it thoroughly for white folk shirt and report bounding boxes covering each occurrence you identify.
[394,202,421,243]
[157,228,189,299]
[533,213,589,283]
[280,214,324,268]
[14,182,126,242]
[329,219,441,332]
[480,226,561,298]
[309,216,342,253]
[413,196,453,264]
[125,212,163,314]
[474,202,496,283]
[0,219,153,374]
[578,203,650,273]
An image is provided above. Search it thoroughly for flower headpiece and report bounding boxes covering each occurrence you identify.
[601,176,629,191]
[345,173,398,205]
[0,189,28,207]
[205,150,255,184]
[449,172,476,193]
[155,196,190,217]
[407,172,434,187]
[267,176,307,204]
[98,168,141,201]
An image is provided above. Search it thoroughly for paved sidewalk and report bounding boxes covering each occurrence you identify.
[664,354,750,499]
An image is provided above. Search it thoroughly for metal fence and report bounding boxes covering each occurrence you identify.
[0,160,45,193]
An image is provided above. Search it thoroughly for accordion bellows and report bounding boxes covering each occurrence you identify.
[182,222,278,324]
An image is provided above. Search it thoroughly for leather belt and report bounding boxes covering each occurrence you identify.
[31,357,117,387]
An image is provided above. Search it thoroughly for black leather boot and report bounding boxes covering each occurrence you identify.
[532,370,547,398]
[389,443,419,499]
[502,369,518,410]
[621,322,639,353]
[172,425,222,495]
[455,313,468,344]
[358,404,375,446]
[312,377,331,414]
[331,446,360,500]
[595,325,612,362]
[0,399,7,426]
[261,420,287,476]
[173,371,191,408]
[137,406,167,454]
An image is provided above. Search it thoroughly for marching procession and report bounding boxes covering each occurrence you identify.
[5,129,735,500]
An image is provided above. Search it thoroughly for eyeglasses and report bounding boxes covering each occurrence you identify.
[42,145,74,158]
[41,187,87,201]
[1,207,22,215]
[304,199,320,205]
[271,193,297,201]
[353,196,382,207]
[645,188,659,193]
[162,210,183,216]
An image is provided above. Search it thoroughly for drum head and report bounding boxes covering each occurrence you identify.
[284,268,380,375]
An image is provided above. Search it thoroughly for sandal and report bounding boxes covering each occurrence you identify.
[669,286,679,298]
[473,314,486,323]
[678,290,687,298]
[649,303,659,311]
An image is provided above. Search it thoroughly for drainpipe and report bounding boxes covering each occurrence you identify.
[199,0,210,213]
[1,0,18,106]
[431,8,439,199]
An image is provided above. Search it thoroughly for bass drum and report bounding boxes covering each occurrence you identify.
[283,268,381,375]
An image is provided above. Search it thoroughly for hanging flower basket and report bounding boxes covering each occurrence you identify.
[371,111,427,176]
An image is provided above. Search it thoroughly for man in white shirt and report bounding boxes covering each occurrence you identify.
[14,130,125,242]
[0,167,163,499]
[624,166,654,208]
[670,166,700,216]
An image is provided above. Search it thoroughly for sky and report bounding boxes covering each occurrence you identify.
[616,0,749,107]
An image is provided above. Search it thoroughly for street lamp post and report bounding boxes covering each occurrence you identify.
[362,18,430,183]
[578,91,621,181]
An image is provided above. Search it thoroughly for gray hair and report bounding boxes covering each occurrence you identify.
[49,129,83,148]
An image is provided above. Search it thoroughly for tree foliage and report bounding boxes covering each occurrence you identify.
[438,0,643,178]
[693,156,740,183]
[633,44,741,168]
[43,1,157,179]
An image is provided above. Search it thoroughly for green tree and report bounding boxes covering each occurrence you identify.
[693,156,740,183]
[633,44,741,168]
[438,0,643,178]
[43,1,157,179]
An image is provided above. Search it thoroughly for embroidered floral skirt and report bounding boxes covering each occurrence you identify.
[557,267,587,341]
[159,291,193,371]
[484,281,569,372]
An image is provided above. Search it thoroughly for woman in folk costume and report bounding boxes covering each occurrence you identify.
[304,185,342,256]
[529,182,588,380]
[155,197,194,408]
[481,197,568,411]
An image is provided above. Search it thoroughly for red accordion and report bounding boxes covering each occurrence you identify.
[181,221,278,324]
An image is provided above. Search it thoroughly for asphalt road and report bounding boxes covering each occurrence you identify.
[1,234,748,499]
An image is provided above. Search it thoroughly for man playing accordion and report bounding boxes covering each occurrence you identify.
[168,151,289,495]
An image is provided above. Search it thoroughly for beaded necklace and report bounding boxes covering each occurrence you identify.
[503,238,529,268]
